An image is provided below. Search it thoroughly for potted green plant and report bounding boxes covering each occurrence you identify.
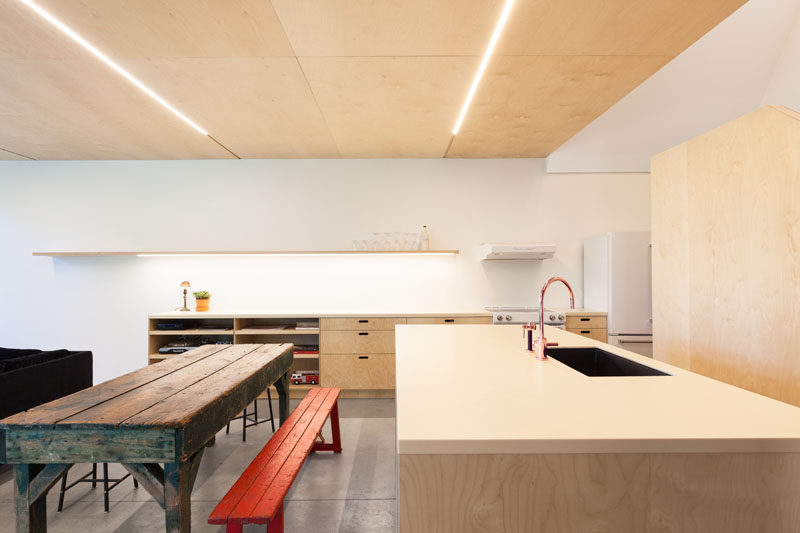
[193,290,211,312]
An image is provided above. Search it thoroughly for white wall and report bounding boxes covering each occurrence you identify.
[762,6,800,111]
[0,159,649,382]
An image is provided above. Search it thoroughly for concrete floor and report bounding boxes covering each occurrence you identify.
[0,398,397,532]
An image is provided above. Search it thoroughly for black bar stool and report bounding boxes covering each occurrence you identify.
[226,389,275,442]
[58,463,138,513]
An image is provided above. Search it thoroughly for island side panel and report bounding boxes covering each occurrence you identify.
[398,453,800,532]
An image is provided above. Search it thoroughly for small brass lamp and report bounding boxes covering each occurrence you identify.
[176,281,191,311]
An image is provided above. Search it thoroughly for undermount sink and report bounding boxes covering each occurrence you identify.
[547,347,670,377]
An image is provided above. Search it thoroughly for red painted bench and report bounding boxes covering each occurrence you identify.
[209,387,343,532]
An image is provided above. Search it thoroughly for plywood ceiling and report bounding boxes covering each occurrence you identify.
[0,0,748,160]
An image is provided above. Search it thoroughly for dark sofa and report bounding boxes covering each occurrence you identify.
[0,347,93,420]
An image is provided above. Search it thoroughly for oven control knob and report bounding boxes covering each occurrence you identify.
[549,314,556,321]
[497,315,504,321]
[505,315,512,322]
[558,313,565,321]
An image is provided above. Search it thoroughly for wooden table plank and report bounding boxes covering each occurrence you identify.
[0,344,229,427]
[124,344,293,457]
[123,344,292,428]
[58,345,263,427]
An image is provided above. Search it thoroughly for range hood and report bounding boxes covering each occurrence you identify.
[480,243,556,261]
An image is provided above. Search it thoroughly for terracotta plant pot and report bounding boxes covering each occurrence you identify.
[195,298,210,312]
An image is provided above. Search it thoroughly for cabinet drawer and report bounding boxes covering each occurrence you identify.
[320,330,395,354]
[320,354,395,389]
[406,316,491,325]
[567,328,608,342]
[565,315,607,329]
[320,317,406,331]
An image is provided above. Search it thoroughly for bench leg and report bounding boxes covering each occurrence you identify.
[267,503,284,533]
[330,401,342,454]
[312,400,343,453]
[225,523,243,533]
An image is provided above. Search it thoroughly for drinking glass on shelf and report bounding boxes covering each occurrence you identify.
[379,232,391,250]
[370,232,382,250]
[404,232,416,250]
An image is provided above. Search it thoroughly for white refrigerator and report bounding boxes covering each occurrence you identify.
[583,232,653,357]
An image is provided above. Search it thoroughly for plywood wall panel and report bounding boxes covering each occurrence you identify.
[651,106,800,407]
[686,107,800,405]
[650,144,690,368]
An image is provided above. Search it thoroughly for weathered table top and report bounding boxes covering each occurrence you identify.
[2,343,294,532]
[0,343,294,464]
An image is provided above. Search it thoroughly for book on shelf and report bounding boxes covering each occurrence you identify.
[294,344,319,354]
[245,325,288,331]
[295,321,318,329]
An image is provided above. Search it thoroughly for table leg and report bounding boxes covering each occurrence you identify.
[274,371,291,426]
[164,461,191,533]
[14,464,46,533]
[163,448,205,533]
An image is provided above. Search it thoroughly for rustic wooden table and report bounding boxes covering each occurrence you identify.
[0,343,294,533]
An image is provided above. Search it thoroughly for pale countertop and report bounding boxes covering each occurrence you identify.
[149,310,492,318]
[395,325,800,455]
[148,309,604,319]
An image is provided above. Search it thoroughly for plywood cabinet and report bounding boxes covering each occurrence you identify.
[320,316,402,392]
[565,312,607,343]
[406,316,491,325]
[565,315,607,330]
[320,317,406,331]
[320,353,395,389]
[320,330,396,354]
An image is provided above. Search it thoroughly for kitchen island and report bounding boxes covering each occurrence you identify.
[396,325,800,532]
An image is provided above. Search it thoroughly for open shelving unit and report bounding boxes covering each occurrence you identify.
[148,315,319,399]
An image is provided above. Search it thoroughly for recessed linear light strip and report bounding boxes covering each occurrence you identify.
[19,0,208,136]
[451,0,516,135]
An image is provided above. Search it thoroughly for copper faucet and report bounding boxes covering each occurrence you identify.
[528,276,575,360]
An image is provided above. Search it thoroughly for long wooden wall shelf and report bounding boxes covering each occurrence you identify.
[33,250,459,257]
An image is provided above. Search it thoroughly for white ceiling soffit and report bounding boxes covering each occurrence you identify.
[545,0,800,174]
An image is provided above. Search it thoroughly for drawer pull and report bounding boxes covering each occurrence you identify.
[581,330,591,334]
[358,332,369,336]
[358,356,369,359]
[580,318,590,321]
[358,319,369,323]
[444,319,455,323]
